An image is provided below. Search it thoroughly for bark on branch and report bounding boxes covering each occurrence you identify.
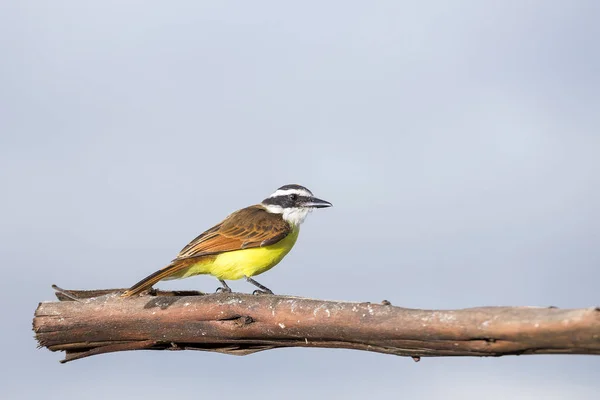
[33,287,600,363]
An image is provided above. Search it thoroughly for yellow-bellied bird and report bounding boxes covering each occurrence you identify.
[122,184,332,296]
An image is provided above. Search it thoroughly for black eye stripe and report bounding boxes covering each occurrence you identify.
[262,195,311,207]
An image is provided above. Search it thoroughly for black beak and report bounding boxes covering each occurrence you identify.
[304,197,333,208]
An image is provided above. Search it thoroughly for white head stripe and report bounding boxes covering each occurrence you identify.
[269,188,312,198]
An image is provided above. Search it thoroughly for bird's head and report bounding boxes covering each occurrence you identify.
[261,184,332,226]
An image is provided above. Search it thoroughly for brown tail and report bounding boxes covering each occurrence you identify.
[121,261,192,297]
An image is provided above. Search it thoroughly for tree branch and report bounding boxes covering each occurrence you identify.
[33,287,600,363]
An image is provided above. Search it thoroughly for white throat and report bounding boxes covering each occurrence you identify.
[264,205,311,226]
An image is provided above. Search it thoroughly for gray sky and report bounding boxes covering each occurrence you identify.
[1,1,599,399]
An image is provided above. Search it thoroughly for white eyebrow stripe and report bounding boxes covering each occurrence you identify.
[269,188,312,198]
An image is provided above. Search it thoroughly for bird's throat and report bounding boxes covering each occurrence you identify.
[282,207,310,226]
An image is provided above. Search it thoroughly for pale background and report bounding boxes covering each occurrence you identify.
[1,1,599,399]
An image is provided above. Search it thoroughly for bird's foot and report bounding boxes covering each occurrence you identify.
[245,276,274,295]
[216,279,232,293]
[252,289,274,295]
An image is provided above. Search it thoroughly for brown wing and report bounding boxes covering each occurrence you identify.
[121,205,290,297]
[175,205,291,260]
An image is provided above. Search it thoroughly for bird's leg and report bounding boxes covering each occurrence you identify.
[244,276,274,295]
[216,279,232,293]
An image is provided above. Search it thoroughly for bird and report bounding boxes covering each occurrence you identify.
[121,184,332,297]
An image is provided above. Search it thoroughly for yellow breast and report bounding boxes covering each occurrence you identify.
[176,226,300,281]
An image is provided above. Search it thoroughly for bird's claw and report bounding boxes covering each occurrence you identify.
[252,289,274,295]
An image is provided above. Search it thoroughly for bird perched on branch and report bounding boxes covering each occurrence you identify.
[122,184,332,297]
